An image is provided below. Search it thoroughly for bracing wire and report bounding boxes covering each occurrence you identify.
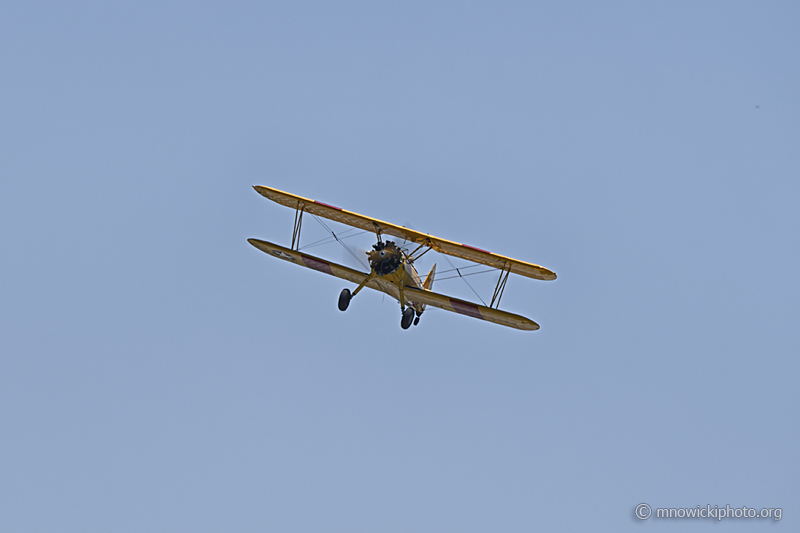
[442,255,487,306]
[299,228,366,250]
[310,215,370,270]
[435,268,496,281]
[436,263,487,275]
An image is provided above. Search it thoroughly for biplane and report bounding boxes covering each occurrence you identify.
[248,186,556,331]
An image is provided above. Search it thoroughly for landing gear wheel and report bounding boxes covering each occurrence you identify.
[338,288,351,311]
[401,307,415,329]
[413,316,420,326]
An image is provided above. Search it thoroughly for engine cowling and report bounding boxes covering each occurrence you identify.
[367,241,402,276]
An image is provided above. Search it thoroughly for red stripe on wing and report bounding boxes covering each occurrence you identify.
[301,254,333,275]
[449,299,483,320]
[461,244,490,254]
[313,200,343,211]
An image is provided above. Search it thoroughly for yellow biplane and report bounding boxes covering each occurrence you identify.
[248,186,556,331]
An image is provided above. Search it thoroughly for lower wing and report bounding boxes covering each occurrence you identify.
[248,238,539,331]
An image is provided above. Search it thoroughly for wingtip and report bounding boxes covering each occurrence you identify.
[524,319,541,331]
[539,267,557,281]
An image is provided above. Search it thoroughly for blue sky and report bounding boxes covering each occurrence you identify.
[1,1,798,531]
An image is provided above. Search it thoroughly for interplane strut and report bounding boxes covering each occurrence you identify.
[490,263,511,309]
[291,203,304,250]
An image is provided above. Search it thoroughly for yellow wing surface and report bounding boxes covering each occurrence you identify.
[248,238,540,331]
[253,185,556,281]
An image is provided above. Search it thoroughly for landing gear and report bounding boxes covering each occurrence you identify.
[413,316,420,326]
[338,288,351,311]
[401,307,415,329]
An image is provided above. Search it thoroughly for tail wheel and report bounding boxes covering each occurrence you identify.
[400,307,415,329]
[338,288,351,311]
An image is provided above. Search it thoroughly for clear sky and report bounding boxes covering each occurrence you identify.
[1,1,798,531]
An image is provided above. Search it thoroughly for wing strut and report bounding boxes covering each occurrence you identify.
[407,240,433,263]
[291,202,305,250]
[490,263,511,309]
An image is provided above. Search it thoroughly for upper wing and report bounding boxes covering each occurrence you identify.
[253,185,556,281]
[248,238,540,331]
